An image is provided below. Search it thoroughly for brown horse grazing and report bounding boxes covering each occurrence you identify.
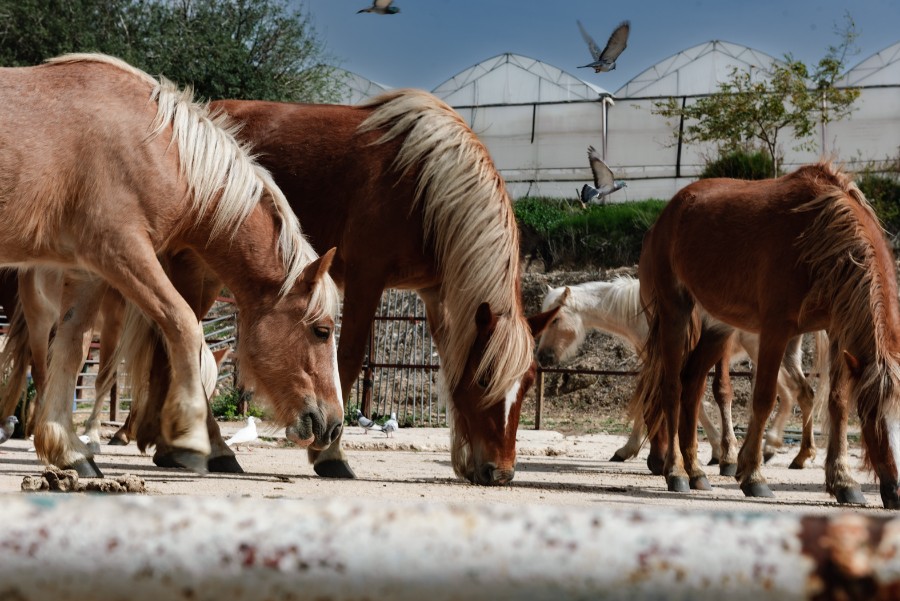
[202,90,557,485]
[0,54,342,477]
[637,162,900,509]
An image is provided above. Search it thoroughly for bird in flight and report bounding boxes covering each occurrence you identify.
[577,20,630,73]
[358,0,400,15]
[578,146,627,206]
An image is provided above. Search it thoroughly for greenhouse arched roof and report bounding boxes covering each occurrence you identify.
[333,68,391,105]
[431,53,610,106]
[841,41,900,86]
[615,40,782,98]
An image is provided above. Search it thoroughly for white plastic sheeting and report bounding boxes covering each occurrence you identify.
[334,68,391,105]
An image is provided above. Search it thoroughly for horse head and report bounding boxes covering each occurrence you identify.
[236,248,344,452]
[449,302,558,486]
[536,285,585,367]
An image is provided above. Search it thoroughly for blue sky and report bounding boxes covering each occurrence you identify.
[294,0,900,94]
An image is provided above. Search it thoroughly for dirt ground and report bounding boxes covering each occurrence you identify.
[0,419,892,514]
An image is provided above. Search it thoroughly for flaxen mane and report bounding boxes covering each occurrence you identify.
[44,53,338,317]
[358,89,532,405]
[794,162,900,436]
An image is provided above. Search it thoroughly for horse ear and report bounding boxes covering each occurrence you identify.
[559,286,571,306]
[212,347,232,367]
[527,305,561,339]
[300,247,337,287]
[843,350,863,379]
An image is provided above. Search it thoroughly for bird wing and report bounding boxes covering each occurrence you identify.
[577,20,602,61]
[226,422,257,445]
[587,146,615,188]
[598,21,630,63]
[374,0,394,8]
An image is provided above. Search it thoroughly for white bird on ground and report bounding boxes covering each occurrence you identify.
[578,145,627,207]
[577,20,630,73]
[355,410,382,434]
[0,415,17,450]
[382,412,398,438]
[225,416,258,450]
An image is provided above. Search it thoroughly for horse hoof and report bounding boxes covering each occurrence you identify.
[719,463,738,477]
[763,451,775,464]
[314,459,357,479]
[609,452,627,463]
[87,442,102,455]
[68,457,103,479]
[740,481,774,498]
[169,450,209,476]
[690,475,711,491]
[788,458,807,470]
[152,453,181,469]
[667,475,690,493]
[647,455,665,476]
[208,455,244,474]
[107,437,129,446]
[834,486,867,506]
[707,457,720,466]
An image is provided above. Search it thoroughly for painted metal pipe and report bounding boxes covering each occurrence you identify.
[1,495,899,601]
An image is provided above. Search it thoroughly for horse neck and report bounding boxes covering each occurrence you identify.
[572,281,646,350]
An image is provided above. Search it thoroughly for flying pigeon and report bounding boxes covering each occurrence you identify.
[0,415,18,449]
[578,145,627,206]
[355,409,382,434]
[382,412,398,438]
[577,20,630,73]
[225,416,258,450]
[358,0,400,14]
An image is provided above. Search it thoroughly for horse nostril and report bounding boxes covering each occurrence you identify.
[477,462,498,486]
[537,349,555,368]
[328,422,343,445]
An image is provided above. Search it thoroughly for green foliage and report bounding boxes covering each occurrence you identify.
[858,171,900,241]
[515,198,667,268]
[700,149,775,180]
[652,14,860,177]
[0,0,345,103]
[211,384,264,421]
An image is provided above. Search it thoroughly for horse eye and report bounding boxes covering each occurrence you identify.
[477,375,490,389]
[312,325,331,340]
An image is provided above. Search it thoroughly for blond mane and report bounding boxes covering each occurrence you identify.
[44,53,338,319]
[795,162,900,428]
[358,89,532,404]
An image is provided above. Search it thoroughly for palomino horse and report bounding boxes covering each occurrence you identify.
[203,91,558,485]
[536,277,827,473]
[0,54,341,477]
[637,162,900,509]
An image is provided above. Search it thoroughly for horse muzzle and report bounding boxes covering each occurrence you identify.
[470,462,515,486]
[286,408,343,451]
[537,348,557,368]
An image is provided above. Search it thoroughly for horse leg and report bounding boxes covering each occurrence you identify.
[735,333,790,498]
[784,336,817,469]
[17,270,58,437]
[859,414,899,509]
[711,352,739,476]
[610,416,644,462]
[32,274,106,477]
[679,325,733,490]
[763,376,792,462]
[108,412,132,446]
[308,278,384,479]
[81,288,124,454]
[823,367,865,505]
[697,401,722,465]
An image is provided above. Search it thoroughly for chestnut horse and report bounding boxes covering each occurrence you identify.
[536,277,827,472]
[637,162,900,509]
[0,54,341,477]
[205,90,556,485]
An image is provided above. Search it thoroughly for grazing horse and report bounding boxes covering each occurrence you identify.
[637,162,900,509]
[0,54,341,477]
[536,277,826,472]
[206,90,557,485]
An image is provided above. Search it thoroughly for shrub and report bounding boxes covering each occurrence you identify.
[858,172,900,242]
[211,384,265,421]
[700,149,775,180]
[514,198,667,268]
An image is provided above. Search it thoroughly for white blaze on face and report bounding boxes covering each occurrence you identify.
[503,381,521,430]
[888,419,900,477]
[332,342,343,419]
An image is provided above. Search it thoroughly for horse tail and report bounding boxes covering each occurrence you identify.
[627,302,668,440]
[0,302,31,418]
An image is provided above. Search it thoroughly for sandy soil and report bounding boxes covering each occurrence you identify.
[0,420,893,515]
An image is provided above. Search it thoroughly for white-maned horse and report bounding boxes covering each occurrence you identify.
[536,275,826,474]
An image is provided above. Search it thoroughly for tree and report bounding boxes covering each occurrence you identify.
[652,14,860,177]
[0,0,345,103]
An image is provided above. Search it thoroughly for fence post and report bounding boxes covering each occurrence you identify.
[535,368,544,430]
[361,323,375,417]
